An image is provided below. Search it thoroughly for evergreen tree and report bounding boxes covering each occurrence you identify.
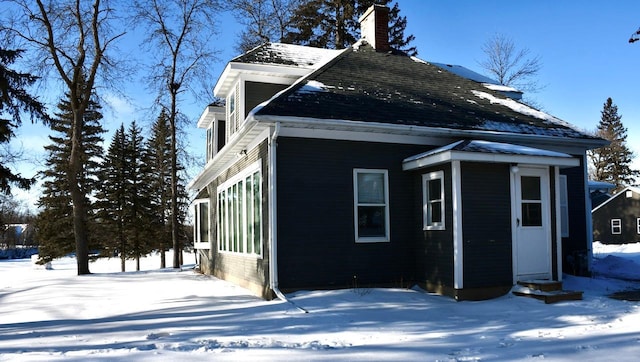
[123,121,155,271]
[589,97,640,192]
[96,125,128,271]
[36,90,106,263]
[146,110,173,268]
[0,47,49,194]
[284,0,417,55]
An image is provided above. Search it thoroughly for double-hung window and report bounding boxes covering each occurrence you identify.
[611,219,622,235]
[354,169,390,242]
[423,171,445,230]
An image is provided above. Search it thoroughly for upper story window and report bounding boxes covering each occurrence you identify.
[423,171,445,230]
[353,169,390,242]
[206,125,213,162]
[227,83,240,139]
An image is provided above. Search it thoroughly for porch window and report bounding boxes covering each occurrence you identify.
[217,162,262,256]
[559,175,569,237]
[611,219,622,235]
[193,199,210,249]
[354,169,390,242]
[521,176,542,227]
[423,171,445,230]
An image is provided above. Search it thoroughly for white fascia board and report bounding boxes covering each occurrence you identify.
[254,114,607,153]
[196,105,225,129]
[188,122,270,192]
[402,150,580,171]
[214,62,314,97]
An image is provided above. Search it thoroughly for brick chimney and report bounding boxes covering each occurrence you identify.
[359,5,390,52]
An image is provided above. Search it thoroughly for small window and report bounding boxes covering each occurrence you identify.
[637,218,640,234]
[193,199,210,249]
[423,171,445,230]
[559,175,569,237]
[354,169,390,242]
[611,219,622,235]
[206,125,213,162]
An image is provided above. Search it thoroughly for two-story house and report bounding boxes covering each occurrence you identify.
[189,5,607,301]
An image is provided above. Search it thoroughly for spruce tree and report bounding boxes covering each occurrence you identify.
[589,97,640,192]
[123,121,155,271]
[96,125,128,271]
[284,0,417,55]
[146,110,173,268]
[36,90,105,263]
[0,47,49,194]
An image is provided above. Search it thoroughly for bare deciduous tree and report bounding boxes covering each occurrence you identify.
[3,0,124,274]
[479,33,542,94]
[227,0,299,53]
[132,0,219,268]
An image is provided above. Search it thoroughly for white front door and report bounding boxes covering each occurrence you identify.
[513,166,552,280]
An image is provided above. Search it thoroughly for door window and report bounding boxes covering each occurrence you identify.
[521,176,542,227]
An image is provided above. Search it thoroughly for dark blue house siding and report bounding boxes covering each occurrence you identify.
[593,190,640,244]
[275,137,426,290]
[460,162,512,289]
[414,164,455,293]
[560,156,589,275]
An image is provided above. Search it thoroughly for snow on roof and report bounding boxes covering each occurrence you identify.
[232,43,342,68]
[470,90,580,132]
[431,63,498,84]
[405,139,573,163]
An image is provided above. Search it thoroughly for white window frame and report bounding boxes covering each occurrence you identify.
[637,218,640,234]
[611,219,622,235]
[559,175,569,237]
[423,171,445,230]
[217,160,263,257]
[193,199,210,250]
[353,169,390,243]
[206,124,214,162]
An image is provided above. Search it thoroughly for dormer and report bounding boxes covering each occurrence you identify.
[213,43,342,142]
[197,104,226,163]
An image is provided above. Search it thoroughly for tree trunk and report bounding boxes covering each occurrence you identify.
[160,249,166,268]
[170,92,180,269]
[69,110,90,275]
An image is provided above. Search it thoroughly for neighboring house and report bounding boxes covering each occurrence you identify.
[188,5,607,301]
[588,180,615,209]
[592,186,640,244]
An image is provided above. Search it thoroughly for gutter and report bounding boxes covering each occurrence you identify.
[268,122,308,313]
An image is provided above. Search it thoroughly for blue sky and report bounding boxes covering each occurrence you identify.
[9,1,640,209]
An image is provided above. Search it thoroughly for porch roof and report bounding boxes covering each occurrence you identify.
[402,139,580,171]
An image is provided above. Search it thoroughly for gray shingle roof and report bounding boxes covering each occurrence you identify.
[254,42,600,142]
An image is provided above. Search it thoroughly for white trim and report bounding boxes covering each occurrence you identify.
[422,171,445,230]
[452,161,463,289]
[554,167,563,281]
[216,160,263,258]
[510,166,518,284]
[353,169,391,243]
[611,219,622,235]
[592,186,640,213]
[559,174,569,238]
[403,149,579,171]
[637,218,640,234]
[193,199,211,250]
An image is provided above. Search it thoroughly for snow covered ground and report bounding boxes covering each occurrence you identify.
[1,243,640,361]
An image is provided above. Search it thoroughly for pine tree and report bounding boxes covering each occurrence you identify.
[284,0,417,55]
[589,97,640,192]
[36,90,105,263]
[146,110,173,268]
[0,47,49,194]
